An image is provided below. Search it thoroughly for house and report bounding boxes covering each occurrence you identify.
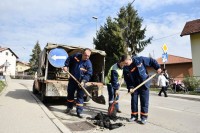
[16,60,30,75]
[0,47,18,76]
[157,54,192,80]
[147,54,192,81]
[181,19,200,78]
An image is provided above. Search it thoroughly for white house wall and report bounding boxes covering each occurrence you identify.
[191,33,200,78]
[0,49,17,76]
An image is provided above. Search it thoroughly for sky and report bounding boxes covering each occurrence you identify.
[0,0,200,62]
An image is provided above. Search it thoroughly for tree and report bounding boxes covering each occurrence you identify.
[28,41,41,75]
[94,2,152,75]
[94,17,126,75]
[116,3,152,55]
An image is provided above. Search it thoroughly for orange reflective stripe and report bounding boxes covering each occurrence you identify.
[131,112,138,115]
[140,112,148,116]
[67,100,74,102]
[130,67,137,72]
[76,103,83,106]
[74,57,80,62]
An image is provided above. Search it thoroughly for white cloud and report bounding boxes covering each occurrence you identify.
[139,12,194,59]
[135,0,195,11]
[0,0,199,62]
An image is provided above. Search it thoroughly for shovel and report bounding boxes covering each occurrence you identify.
[129,73,157,94]
[108,73,157,117]
[108,80,123,117]
[66,70,106,105]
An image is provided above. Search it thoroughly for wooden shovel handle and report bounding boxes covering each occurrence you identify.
[65,70,92,98]
[130,73,157,94]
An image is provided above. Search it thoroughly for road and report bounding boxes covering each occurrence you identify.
[18,79,200,133]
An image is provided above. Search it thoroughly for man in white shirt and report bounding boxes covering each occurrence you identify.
[157,71,169,97]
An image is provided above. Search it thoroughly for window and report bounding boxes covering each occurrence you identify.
[6,52,8,56]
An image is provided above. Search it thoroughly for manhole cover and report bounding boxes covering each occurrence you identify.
[65,121,96,131]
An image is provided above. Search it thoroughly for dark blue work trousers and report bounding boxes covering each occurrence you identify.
[131,85,149,119]
[107,84,119,110]
[67,79,84,114]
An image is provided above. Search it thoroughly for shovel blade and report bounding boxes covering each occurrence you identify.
[92,95,106,105]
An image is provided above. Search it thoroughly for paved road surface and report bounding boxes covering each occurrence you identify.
[3,79,200,133]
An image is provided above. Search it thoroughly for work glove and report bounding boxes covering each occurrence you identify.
[115,90,119,96]
[63,67,68,72]
[128,86,134,93]
[129,88,136,94]
[80,80,86,87]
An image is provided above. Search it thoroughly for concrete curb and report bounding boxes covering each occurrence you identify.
[23,84,72,133]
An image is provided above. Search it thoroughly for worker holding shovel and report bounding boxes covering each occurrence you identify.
[123,55,161,124]
[63,48,93,118]
[105,55,130,114]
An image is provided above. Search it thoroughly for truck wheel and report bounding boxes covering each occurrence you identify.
[41,84,47,103]
[41,92,47,103]
[32,82,39,94]
[84,96,91,102]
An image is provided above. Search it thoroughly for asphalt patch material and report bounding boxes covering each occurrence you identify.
[91,112,129,130]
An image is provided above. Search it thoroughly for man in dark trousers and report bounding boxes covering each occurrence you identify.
[63,48,93,118]
[123,55,161,124]
[105,55,130,113]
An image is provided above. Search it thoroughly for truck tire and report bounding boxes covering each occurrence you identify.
[41,83,47,103]
[83,95,91,102]
[32,81,39,94]
[41,92,47,103]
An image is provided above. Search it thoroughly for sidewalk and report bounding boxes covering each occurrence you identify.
[150,91,200,101]
[0,76,71,133]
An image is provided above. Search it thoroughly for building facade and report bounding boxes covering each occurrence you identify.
[0,47,18,76]
[181,19,200,78]
[147,54,193,81]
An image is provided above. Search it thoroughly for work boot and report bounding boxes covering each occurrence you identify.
[65,108,72,114]
[77,113,83,118]
[117,109,122,113]
[129,116,138,122]
[141,118,147,124]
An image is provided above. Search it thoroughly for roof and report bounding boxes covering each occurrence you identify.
[45,43,106,56]
[157,54,192,65]
[180,19,200,36]
[16,60,30,66]
[0,47,19,58]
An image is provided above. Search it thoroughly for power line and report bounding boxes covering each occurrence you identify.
[152,32,181,42]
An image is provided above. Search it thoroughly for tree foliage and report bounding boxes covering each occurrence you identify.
[28,41,41,75]
[94,2,152,75]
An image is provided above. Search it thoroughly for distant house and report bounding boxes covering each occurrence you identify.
[147,54,193,81]
[16,60,30,75]
[0,47,18,76]
[181,19,200,78]
[157,54,192,80]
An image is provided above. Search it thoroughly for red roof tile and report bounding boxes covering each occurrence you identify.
[157,54,192,65]
[180,19,200,36]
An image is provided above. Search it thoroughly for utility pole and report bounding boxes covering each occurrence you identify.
[92,16,98,49]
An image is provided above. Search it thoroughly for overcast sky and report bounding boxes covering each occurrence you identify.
[0,0,200,62]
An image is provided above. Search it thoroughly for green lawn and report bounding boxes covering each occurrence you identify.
[0,81,6,93]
